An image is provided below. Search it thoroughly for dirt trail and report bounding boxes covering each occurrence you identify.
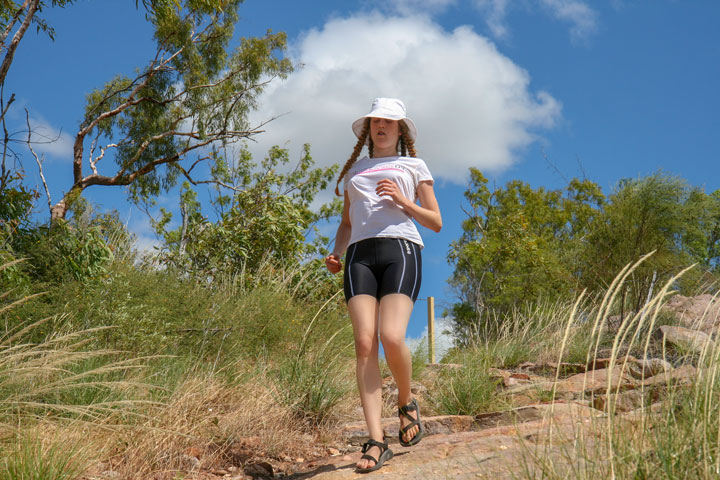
[289,403,601,479]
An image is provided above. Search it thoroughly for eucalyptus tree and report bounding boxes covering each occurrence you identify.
[48,0,291,221]
[448,168,605,341]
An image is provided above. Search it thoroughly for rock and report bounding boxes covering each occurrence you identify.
[640,364,697,388]
[562,366,633,392]
[343,414,477,445]
[244,461,273,478]
[587,355,637,371]
[659,325,715,354]
[507,366,635,399]
[517,361,586,376]
[664,294,720,332]
[307,403,602,479]
[327,447,340,456]
[591,389,660,413]
[474,406,545,429]
[627,358,673,379]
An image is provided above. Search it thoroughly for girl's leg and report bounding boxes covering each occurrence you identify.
[347,294,383,470]
[378,293,419,444]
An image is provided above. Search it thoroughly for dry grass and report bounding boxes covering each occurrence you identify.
[507,255,720,479]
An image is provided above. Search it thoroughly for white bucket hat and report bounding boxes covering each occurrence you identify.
[351,98,417,144]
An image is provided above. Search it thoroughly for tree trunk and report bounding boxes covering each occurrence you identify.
[50,198,69,222]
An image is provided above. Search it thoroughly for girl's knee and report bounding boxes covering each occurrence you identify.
[355,336,378,359]
[379,333,405,354]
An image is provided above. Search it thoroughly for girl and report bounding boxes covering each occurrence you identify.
[325,98,442,473]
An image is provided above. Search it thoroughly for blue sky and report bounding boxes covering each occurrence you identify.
[6,0,720,357]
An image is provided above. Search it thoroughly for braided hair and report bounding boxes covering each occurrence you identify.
[334,119,417,196]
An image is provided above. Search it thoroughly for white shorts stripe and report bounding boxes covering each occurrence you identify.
[347,243,358,297]
[397,239,407,293]
[410,242,419,300]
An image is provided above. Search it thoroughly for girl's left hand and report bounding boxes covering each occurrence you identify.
[376,179,409,208]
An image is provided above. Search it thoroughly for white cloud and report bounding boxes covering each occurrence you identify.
[125,208,162,255]
[384,0,458,15]
[407,315,456,362]
[473,0,511,39]
[27,116,74,161]
[474,0,597,42]
[247,13,560,186]
[538,0,598,41]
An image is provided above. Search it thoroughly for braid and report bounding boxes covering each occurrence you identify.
[399,121,416,157]
[335,119,369,196]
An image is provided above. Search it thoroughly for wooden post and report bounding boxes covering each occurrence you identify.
[428,296,435,364]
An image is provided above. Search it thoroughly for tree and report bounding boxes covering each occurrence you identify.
[448,168,604,342]
[583,172,720,314]
[47,0,291,221]
[450,169,720,345]
[153,144,341,288]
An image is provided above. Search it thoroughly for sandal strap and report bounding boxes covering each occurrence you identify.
[400,420,420,435]
[398,398,418,419]
[360,453,378,465]
[361,439,388,453]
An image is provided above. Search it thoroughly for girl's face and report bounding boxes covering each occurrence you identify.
[369,117,400,153]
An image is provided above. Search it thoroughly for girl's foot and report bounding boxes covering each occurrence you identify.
[398,398,424,446]
[356,439,393,473]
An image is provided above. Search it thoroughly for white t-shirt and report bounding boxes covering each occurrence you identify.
[344,155,434,248]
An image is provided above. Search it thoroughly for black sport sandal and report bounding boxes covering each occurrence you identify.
[355,438,393,473]
[398,398,424,447]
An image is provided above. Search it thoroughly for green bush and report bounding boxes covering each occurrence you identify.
[429,349,504,415]
[272,309,353,427]
[0,435,89,480]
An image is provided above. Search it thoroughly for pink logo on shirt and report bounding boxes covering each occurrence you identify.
[357,166,404,176]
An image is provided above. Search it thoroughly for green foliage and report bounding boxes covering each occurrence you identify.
[154,144,341,293]
[0,173,37,235]
[76,0,292,210]
[12,201,134,284]
[273,348,352,427]
[0,1,76,44]
[449,168,604,338]
[4,259,350,365]
[428,349,504,415]
[450,170,720,344]
[0,435,88,480]
[410,338,428,380]
[583,172,720,313]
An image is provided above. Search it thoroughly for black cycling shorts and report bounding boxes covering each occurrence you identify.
[343,237,422,303]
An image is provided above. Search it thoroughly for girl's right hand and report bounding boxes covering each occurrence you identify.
[325,253,342,274]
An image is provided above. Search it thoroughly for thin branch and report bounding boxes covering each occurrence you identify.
[0,86,14,189]
[25,108,51,215]
[90,143,117,175]
[0,0,39,86]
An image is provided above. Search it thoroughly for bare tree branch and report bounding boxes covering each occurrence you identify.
[25,108,51,215]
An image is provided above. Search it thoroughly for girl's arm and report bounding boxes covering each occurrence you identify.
[376,179,442,232]
[325,191,352,274]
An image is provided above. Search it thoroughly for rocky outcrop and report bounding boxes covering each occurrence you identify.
[664,294,720,333]
[659,325,715,354]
